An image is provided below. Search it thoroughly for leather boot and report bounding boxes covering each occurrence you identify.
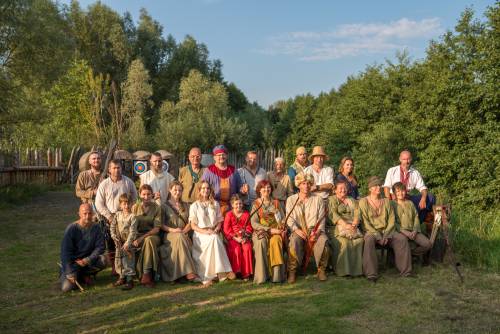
[121,277,134,291]
[140,272,155,288]
[317,247,329,281]
[287,253,298,284]
[113,277,126,287]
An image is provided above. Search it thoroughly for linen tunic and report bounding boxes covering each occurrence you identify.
[358,198,395,240]
[95,176,138,221]
[75,170,101,203]
[238,166,268,206]
[178,165,206,203]
[383,166,427,193]
[132,202,162,276]
[304,165,335,200]
[140,170,175,205]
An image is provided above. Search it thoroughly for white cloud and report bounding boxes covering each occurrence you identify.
[259,18,443,61]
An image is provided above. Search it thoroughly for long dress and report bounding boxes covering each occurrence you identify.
[223,211,254,278]
[327,196,363,276]
[189,200,233,284]
[159,202,196,282]
[132,202,162,278]
[251,199,286,283]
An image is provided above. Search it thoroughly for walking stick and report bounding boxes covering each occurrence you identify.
[57,262,85,292]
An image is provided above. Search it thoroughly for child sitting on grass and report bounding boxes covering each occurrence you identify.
[110,193,138,290]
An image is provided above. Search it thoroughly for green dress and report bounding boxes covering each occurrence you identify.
[328,196,363,276]
[132,202,162,277]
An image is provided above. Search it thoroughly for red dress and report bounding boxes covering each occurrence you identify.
[223,211,254,278]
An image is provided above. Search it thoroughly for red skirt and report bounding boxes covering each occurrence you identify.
[225,239,254,278]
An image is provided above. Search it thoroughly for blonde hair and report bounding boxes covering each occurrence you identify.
[196,180,216,207]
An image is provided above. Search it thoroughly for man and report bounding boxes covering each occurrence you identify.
[140,152,175,206]
[267,157,293,211]
[95,159,138,223]
[286,173,330,283]
[75,151,102,203]
[304,146,334,202]
[178,147,206,204]
[238,151,267,209]
[202,145,247,216]
[359,176,413,282]
[288,146,308,193]
[383,150,434,221]
[95,159,137,275]
[60,203,108,292]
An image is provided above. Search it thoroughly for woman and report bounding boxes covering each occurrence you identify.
[223,195,254,280]
[336,157,359,199]
[159,181,197,282]
[189,181,235,286]
[132,184,161,288]
[201,145,245,217]
[327,181,363,277]
[251,180,286,284]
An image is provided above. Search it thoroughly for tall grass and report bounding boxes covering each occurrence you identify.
[452,207,500,272]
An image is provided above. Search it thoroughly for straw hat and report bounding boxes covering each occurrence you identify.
[309,146,329,162]
[294,172,315,188]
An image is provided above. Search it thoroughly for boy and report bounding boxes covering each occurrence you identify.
[110,194,138,290]
[392,182,432,257]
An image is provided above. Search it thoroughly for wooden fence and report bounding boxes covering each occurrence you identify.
[0,148,67,186]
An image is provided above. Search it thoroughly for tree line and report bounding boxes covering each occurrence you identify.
[1,1,498,218]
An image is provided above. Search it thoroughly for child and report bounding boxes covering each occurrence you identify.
[223,195,254,280]
[110,193,137,290]
[392,182,432,257]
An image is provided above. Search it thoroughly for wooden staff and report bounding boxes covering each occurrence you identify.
[57,262,84,292]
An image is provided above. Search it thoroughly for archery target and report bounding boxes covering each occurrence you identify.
[134,161,148,175]
[162,160,169,172]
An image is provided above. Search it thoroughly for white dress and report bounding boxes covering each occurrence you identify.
[189,200,232,283]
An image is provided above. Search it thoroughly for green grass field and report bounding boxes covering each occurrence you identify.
[0,191,499,333]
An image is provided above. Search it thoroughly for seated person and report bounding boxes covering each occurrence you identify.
[359,176,413,282]
[392,182,432,257]
[60,203,108,292]
[110,194,137,290]
[223,195,254,280]
[132,184,162,288]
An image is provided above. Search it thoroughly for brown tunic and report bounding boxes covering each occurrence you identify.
[75,169,101,203]
[179,165,206,203]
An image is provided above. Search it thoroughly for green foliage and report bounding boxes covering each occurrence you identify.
[156,70,249,154]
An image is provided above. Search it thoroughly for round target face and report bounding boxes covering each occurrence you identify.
[162,160,169,172]
[134,161,148,175]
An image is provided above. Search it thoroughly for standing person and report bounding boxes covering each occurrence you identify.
[392,182,432,257]
[178,147,206,204]
[189,181,235,287]
[238,151,268,210]
[140,152,175,206]
[95,159,137,275]
[328,181,363,277]
[110,194,137,290]
[383,150,434,221]
[60,204,108,292]
[359,176,412,282]
[251,180,286,284]
[159,181,197,282]
[288,146,309,193]
[336,157,359,199]
[223,195,254,281]
[304,146,334,202]
[286,173,330,283]
[201,145,247,217]
[267,157,293,212]
[75,151,102,204]
[132,184,162,288]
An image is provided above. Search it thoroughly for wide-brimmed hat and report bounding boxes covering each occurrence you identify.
[367,176,383,189]
[309,146,329,162]
[295,146,307,156]
[294,172,315,188]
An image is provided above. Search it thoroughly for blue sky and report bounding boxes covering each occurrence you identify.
[64,0,494,107]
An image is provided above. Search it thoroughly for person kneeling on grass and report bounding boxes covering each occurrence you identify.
[190,181,236,287]
[359,176,413,283]
[132,184,162,288]
[60,203,108,292]
[223,195,254,281]
[110,194,138,290]
[391,182,432,258]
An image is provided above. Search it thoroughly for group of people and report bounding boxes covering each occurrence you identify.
[61,145,435,292]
